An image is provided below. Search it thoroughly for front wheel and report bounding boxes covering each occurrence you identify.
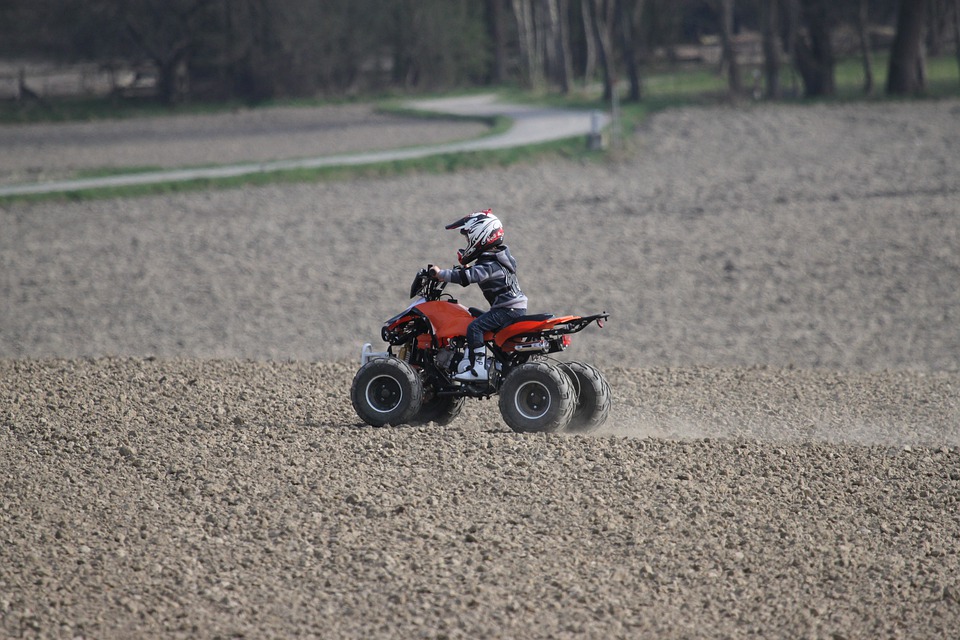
[351,358,423,427]
[498,361,575,433]
[560,361,611,432]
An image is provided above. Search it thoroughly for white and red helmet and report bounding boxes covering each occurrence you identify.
[445,209,504,265]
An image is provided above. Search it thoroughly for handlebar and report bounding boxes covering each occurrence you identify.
[410,266,450,300]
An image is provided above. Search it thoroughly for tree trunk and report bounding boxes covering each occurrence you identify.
[124,21,191,105]
[857,0,874,95]
[557,0,575,92]
[155,55,190,105]
[794,0,835,97]
[927,0,947,55]
[581,0,597,84]
[783,0,801,96]
[615,0,642,102]
[512,0,544,89]
[587,0,614,101]
[761,0,781,99]
[718,0,742,95]
[543,0,570,93]
[887,0,928,95]
[954,0,960,86]
[489,0,508,84]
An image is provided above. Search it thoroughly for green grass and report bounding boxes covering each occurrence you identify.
[0,95,236,125]
[494,51,960,152]
[0,91,402,125]
[831,51,960,98]
[75,165,168,179]
[642,67,729,99]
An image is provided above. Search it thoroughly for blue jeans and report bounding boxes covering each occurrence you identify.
[467,308,526,350]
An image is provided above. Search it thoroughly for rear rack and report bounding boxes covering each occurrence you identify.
[549,312,609,335]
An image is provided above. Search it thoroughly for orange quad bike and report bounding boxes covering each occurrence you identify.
[351,267,611,433]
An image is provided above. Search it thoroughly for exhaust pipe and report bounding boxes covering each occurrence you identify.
[512,339,550,352]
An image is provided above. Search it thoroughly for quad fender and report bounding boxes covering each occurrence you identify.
[413,301,472,340]
[494,313,608,348]
[383,301,479,346]
[494,316,578,347]
[410,300,496,342]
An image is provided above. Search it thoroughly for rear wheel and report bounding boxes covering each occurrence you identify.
[560,361,611,432]
[351,358,423,427]
[498,361,575,433]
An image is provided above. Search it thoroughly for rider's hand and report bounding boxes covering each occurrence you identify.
[428,265,441,280]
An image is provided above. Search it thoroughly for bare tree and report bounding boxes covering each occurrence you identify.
[926,0,950,55]
[118,0,219,104]
[558,0,576,92]
[887,0,928,94]
[580,0,598,84]
[760,0,782,99]
[587,0,615,100]
[512,0,545,89]
[954,0,960,85]
[615,0,643,102]
[488,0,508,84]
[856,0,875,95]
[716,0,743,95]
[543,0,572,93]
[793,0,835,97]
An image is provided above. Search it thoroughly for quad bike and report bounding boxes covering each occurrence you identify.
[351,267,611,434]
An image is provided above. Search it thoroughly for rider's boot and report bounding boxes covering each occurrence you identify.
[454,347,488,381]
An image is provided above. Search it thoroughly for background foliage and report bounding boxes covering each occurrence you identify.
[0,0,954,105]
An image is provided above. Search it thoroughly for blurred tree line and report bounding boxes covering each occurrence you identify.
[0,0,954,105]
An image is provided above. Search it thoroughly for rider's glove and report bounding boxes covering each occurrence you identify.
[428,265,441,280]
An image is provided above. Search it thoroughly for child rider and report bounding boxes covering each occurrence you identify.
[428,209,527,381]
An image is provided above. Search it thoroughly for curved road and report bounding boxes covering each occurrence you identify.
[0,94,608,198]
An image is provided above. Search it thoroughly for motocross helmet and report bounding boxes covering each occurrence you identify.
[445,209,504,265]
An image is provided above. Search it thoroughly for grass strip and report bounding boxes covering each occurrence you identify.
[0,134,604,205]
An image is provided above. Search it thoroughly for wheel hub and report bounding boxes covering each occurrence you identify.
[516,380,551,420]
[366,375,403,413]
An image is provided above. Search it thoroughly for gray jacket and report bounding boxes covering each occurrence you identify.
[438,246,528,311]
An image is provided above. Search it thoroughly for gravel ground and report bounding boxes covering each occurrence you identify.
[2,98,960,638]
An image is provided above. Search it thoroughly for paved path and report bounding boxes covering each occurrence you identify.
[0,95,608,197]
